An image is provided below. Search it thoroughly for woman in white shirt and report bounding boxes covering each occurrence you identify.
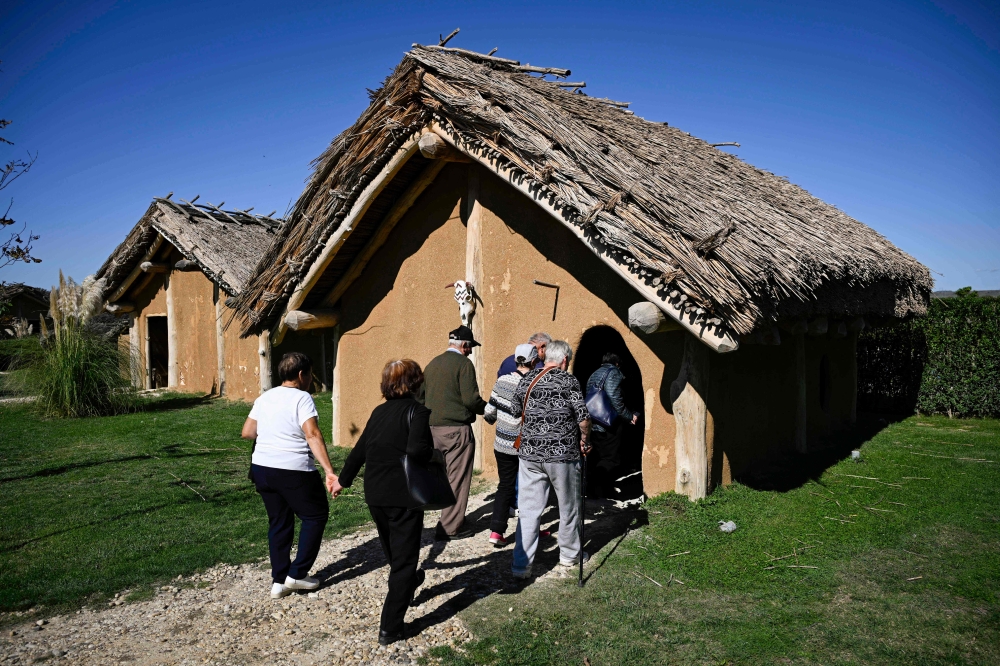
[242,352,338,599]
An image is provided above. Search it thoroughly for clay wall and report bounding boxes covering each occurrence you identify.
[475,164,684,495]
[164,250,219,394]
[334,163,468,447]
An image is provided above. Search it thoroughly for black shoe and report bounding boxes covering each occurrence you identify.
[450,525,475,540]
[434,524,450,541]
[378,629,403,646]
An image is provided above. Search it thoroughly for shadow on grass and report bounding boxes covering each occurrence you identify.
[0,447,240,485]
[0,502,175,554]
[311,493,641,638]
[138,393,215,413]
[736,412,907,492]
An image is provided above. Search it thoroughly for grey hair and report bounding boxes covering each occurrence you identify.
[528,332,552,344]
[545,340,573,366]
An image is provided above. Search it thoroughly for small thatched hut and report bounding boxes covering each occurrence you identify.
[232,43,930,499]
[0,283,50,335]
[96,197,332,399]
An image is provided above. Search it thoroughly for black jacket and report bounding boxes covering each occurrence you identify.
[338,396,434,508]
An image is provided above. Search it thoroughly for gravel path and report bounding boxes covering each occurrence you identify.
[1,490,639,666]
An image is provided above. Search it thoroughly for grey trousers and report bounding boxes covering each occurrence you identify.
[431,425,476,534]
[513,458,582,575]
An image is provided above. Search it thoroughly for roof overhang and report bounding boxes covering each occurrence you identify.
[269,123,739,353]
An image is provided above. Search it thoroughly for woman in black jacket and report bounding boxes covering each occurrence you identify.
[333,359,434,645]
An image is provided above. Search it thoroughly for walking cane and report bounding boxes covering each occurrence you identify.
[579,449,587,588]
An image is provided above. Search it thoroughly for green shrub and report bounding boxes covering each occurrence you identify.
[22,328,138,417]
[0,336,42,371]
[11,272,138,417]
[859,288,1000,418]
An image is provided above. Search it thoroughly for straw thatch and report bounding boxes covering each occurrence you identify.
[97,198,281,299]
[235,44,930,338]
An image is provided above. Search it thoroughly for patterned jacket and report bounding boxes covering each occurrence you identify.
[484,369,527,456]
[510,367,590,463]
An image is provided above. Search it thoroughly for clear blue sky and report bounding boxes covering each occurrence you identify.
[1,0,997,291]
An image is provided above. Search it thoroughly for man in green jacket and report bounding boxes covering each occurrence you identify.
[423,325,487,540]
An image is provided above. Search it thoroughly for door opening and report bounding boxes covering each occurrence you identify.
[147,316,169,389]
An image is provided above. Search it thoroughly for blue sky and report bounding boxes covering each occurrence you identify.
[1,0,997,291]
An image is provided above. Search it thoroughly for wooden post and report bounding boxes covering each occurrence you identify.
[258,333,272,394]
[165,272,178,388]
[128,313,142,388]
[670,333,712,500]
[466,166,486,472]
[320,331,328,392]
[144,318,152,390]
[214,285,226,397]
[794,330,808,454]
[330,325,341,445]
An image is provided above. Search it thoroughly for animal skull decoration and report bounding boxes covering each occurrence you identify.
[445,280,477,328]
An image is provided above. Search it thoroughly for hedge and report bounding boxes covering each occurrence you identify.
[858,288,1000,418]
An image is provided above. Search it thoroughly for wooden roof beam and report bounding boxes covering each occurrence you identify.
[109,235,164,303]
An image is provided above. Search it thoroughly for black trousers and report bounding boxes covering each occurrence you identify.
[369,505,425,635]
[490,450,519,534]
[588,421,623,498]
[252,464,329,583]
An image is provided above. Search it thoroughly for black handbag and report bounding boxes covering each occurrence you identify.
[400,405,457,511]
[585,367,619,429]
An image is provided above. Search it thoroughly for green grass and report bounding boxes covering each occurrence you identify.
[437,416,1000,666]
[0,392,370,617]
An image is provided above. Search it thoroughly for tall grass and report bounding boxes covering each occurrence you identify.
[17,272,137,417]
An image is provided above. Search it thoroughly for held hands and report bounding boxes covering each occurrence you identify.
[325,471,343,498]
[631,414,639,425]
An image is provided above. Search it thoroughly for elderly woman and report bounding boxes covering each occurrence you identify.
[242,352,338,599]
[332,359,434,645]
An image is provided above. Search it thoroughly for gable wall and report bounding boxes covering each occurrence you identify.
[334,163,468,446]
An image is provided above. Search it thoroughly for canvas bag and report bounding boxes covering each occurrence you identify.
[585,366,619,429]
[400,404,457,511]
[513,367,555,451]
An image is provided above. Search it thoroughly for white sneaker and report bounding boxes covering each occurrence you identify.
[558,551,589,568]
[270,583,292,599]
[284,575,320,591]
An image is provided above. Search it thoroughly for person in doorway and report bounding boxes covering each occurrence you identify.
[332,359,435,645]
[242,352,338,600]
[422,325,488,540]
[509,340,591,579]
[585,352,639,499]
[496,332,550,377]
[483,343,537,547]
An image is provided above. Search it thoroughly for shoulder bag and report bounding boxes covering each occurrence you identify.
[513,367,555,451]
[585,367,619,429]
[400,403,457,511]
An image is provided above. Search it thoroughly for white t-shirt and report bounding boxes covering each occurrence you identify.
[248,386,319,472]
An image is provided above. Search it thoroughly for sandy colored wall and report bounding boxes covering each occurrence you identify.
[334,163,468,447]
[221,296,264,402]
[475,164,683,495]
[166,251,219,395]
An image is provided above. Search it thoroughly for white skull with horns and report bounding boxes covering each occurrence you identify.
[445,280,477,328]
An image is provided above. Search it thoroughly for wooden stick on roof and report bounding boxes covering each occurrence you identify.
[710,142,741,148]
[518,64,571,77]
[487,47,498,56]
[592,97,630,108]
[438,28,459,46]
[415,44,521,66]
[556,81,586,88]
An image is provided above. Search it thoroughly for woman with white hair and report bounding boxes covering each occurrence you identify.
[508,339,591,580]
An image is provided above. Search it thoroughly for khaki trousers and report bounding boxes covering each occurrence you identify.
[430,425,475,534]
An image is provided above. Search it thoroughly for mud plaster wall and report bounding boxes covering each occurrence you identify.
[475,164,684,495]
[222,295,264,402]
[132,271,169,388]
[710,334,856,482]
[335,163,468,447]
[166,251,219,395]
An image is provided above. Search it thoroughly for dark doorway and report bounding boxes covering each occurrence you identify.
[147,316,168,389]
[573,325,645,503]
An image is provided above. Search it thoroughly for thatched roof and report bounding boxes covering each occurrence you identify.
[97,198,281,299]
[235,43,931,343]
[0,282,49,307]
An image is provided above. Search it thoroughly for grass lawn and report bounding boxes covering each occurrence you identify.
[437,416,1000,666]
[0,392,370,618]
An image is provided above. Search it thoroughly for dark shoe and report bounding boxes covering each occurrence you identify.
[378,629,403,646]
[450,525,475,540]
[434,524,450,541]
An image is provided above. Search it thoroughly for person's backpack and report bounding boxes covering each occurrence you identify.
[585,367,618,429]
